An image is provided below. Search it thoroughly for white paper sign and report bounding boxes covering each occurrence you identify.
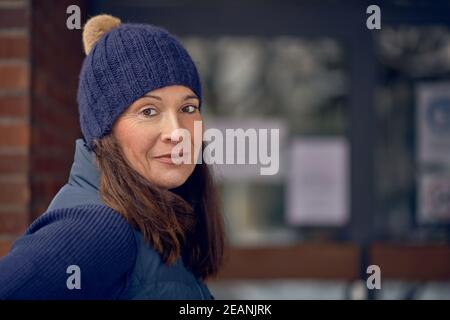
[417,82,450,165]
[418,172,450,223]
[286,137,350,226]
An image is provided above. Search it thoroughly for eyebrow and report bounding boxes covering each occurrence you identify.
[143,93,199,101]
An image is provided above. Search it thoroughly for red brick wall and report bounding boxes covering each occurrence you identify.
[30,0,85,220]
[0,0,31,249]
[0,0,86,254]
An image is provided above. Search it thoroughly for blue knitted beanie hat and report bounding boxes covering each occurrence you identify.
[77,14,202,150]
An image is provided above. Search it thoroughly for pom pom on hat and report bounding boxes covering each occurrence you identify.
[82,14,121,55]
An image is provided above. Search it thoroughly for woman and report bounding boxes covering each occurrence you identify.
[0,14,225,299]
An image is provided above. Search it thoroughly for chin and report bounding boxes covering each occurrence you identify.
[152,172,190,190]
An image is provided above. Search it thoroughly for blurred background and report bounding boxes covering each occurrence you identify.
[1,0,450,299]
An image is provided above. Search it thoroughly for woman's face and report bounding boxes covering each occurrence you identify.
[113,85,202,190]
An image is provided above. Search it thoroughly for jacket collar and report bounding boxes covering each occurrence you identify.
[68,139,100,191]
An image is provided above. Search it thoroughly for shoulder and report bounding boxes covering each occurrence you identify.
[2,204,137,299]
[22,203,136,251]
[20,203,138,264]
[27,203,134,237]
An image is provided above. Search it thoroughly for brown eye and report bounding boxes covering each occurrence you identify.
[141,107,157,117]
[182,105,198,113]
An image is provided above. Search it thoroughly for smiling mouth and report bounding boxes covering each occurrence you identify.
[154,156,176,165]
[153,152,190,165]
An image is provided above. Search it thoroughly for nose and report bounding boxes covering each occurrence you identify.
[160,112,183,144]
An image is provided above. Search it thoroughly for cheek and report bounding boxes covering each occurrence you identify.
[187,116,203,161]
[183,114,202,144]
[114,120,158,161]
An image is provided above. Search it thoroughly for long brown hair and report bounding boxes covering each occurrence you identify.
[93,134,226,281]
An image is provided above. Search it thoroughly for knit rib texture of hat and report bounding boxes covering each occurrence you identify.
[77,14,202,150]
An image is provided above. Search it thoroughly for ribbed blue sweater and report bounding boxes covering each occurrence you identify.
[0,204,136,299]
